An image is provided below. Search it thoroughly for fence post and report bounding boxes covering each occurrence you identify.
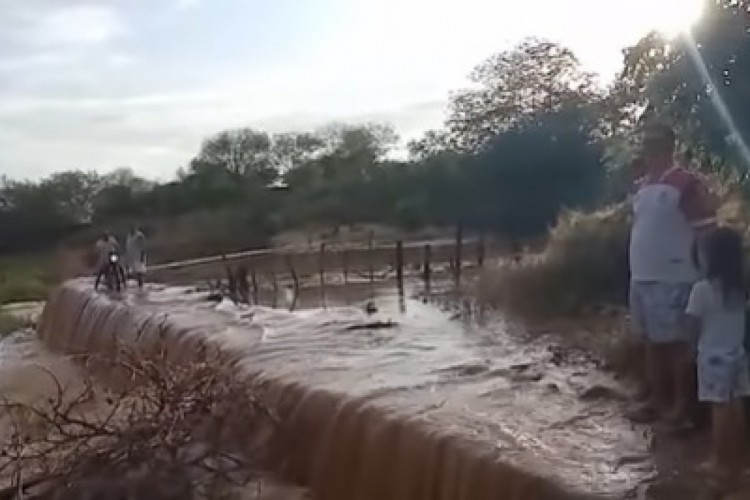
[271,270,279,308]
[342,248,349,284]
[423,244,432,282]
[368,231,375,285]
[250,265,259,305]
[285,254,299,311]
[454,222,463,283]
[319,243,326,307]
[477,233,486,268]
[396,240,404,288]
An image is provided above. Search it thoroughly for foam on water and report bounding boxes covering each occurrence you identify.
[26,278,656,499]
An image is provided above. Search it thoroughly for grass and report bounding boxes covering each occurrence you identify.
[0,313,25,336]
[0,252,58,306]
[479,177,750,321]
[479,204,630,319]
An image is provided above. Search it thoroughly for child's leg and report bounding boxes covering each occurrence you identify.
[729,399,746,471]
[664,342,695,422]
[712,402,732,469]
[700,357,748,483]
[707,401,744,486]
[646,342,672,411]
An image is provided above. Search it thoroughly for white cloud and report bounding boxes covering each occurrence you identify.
[173,0,201,11]
[23,5,125,47]
[0,52,80,73]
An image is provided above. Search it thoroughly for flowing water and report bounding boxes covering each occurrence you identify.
[1,278,659,499]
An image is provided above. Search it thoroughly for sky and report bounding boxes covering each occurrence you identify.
[0,0,704,181]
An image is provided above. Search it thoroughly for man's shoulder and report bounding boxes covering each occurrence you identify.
[663,165,706,190]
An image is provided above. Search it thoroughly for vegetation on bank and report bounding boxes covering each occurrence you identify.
[0,346,278,498]
[0,254,57,306]
[0,0,748,315]
[480,206,630,318]
[0,314,24,337]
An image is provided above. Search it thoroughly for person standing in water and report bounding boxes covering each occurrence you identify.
[628,123,717,423]
[125,225,147,289]
[685,227,748,483]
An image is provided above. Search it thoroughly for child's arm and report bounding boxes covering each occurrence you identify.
[683,313,701,340]
[684,281,707,338]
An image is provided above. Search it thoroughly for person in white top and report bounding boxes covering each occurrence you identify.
[125,225,147,289]
[685,227,748,483]
[628,124,718,423]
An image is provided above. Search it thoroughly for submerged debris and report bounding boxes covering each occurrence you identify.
[345,320,396,331]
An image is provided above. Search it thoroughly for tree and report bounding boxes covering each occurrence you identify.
[630,0,750,170]
[604,32,674,136]
[42,171,103,224]
[271,132,326,172]
[195,129,277,183]
[463,105,604,235]
[407,129,453,160]
[446,38,599,151]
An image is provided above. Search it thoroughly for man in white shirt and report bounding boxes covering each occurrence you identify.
[125,225,147,289]
[628,124,717,423]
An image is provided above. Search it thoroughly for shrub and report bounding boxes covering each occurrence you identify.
[0,345,278,499]
[479,204,630,318]
[0,313,25,336]
[0,277,49,306]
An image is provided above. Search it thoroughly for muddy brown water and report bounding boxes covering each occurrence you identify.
[1,278,659,499]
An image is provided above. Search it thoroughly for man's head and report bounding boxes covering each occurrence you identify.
[642,123,676,170]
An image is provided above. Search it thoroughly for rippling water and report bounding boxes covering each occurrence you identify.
[2,278,657,498]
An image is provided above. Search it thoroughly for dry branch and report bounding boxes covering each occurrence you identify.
[0,344,278,499]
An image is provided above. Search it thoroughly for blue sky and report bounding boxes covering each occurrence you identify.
[0,0,703,180]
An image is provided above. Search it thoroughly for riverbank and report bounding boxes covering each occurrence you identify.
[2,275,748,498]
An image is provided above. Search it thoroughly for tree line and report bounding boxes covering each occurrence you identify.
[2,0,748,254]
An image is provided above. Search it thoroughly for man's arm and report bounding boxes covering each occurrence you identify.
[680,174,718,237]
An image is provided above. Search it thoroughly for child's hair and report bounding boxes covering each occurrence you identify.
[705,226,746,307]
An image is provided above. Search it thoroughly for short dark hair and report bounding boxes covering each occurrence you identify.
[643,123,676,154]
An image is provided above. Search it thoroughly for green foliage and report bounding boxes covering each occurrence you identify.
[0,39,612,265]
[0,313,24,336]
[624,0,750,171]
[480,206,631,318]
[0,254,56,305]
[446,38,600,152]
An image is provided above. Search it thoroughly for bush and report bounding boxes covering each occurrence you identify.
[0,313,24,336]
[0,277,50,305]
[479,205,630,318]
[0,345,277,499]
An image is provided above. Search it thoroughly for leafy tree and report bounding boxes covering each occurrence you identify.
[447,38,599,151]
[462,105,604,235]
[627,0,750,170]
[195,129,277,183]
[41,171,103,224]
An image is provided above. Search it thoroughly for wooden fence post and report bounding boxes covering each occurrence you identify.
[368,231,375,285]
[271,270,278,308]
[454,222,463,283]
[396,240,404,288]
[342,248,349,284]
[477,233,486,267]
[285,254,299,311]
[423,244,432,283]
[319,243,326,307]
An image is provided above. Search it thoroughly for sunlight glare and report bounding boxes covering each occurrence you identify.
[651,0,705,36]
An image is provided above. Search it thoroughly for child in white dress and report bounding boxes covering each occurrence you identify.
[685,227,749,482]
